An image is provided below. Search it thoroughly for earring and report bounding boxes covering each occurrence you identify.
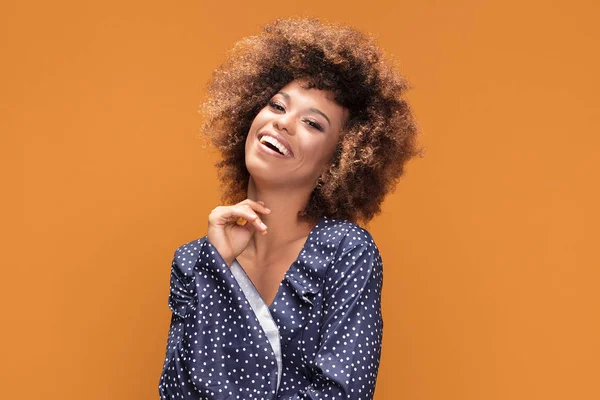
[315,176,323,190]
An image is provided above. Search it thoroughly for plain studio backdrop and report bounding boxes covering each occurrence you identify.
[4,0,599,399]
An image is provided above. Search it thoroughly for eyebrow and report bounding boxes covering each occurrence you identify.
[277,91,331,126]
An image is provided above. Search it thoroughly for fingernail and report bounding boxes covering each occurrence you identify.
[260,222,267,229]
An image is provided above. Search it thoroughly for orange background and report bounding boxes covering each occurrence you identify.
[5,0,599,399]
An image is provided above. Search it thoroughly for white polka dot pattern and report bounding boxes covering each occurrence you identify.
[158,216,384,399]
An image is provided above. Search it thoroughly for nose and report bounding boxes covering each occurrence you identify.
[273,112,294,135]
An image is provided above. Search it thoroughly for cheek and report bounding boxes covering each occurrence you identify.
[320,138,342,166]
[246,112,265,142]
[250,108,269,127]
[301,137,336,166]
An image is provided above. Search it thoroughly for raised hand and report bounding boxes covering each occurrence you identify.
[207,199,271,267]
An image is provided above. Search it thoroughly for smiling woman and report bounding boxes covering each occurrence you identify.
[201,18,421,224]
[245,79,349,195]
[158,17,421,400]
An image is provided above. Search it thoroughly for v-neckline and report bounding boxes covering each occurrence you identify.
[234,216,324,309]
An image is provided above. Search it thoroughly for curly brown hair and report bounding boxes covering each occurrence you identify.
[199,17,423,226]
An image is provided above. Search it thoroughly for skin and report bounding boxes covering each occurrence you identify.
[207,79,348,305]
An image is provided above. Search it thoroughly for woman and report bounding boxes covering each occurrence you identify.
[159,17,420,400]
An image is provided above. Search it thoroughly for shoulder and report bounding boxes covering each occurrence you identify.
[317,218,383,298]
[315,217,381,276]
[314,216,379,255]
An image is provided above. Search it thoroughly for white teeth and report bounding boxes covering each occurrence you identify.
[259,135,291,157]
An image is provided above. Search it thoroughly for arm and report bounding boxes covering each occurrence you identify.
[159,237,210,387]
[159,237,280,399]
[284,235,384,400]
[167,242,198,319]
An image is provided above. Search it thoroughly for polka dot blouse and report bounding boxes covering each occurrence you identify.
[158,216,384,399]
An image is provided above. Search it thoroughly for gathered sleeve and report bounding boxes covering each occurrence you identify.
[167,243,198,319]
[282,233,384,400]
[159,237,280,400]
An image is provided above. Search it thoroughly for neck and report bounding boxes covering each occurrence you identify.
[245,177,316,260]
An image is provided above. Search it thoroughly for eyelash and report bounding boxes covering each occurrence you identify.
[304,119,323,131]
[267,100,324,132]
[268,100,285,112]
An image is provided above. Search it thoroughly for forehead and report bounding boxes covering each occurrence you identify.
[277,79,335,103]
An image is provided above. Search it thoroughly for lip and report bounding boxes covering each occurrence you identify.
[257,131,294,158]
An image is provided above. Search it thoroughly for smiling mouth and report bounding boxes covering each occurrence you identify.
[263,141,283,154]
[257,134,292,157]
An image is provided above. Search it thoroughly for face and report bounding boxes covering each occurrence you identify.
[245,79,348,190]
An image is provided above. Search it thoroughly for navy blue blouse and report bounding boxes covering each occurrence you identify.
[158,216,384,399]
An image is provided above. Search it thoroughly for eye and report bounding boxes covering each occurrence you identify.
[268,100,285,112]
[304,119,324,132]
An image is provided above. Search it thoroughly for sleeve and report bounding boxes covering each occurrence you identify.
[167,241,198,319]
[159,238,205,386]
[159,237,280,399]
[282,234,384,400]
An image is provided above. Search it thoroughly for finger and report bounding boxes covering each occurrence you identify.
[240,209,268,233]
[242,199,271,214]
[236,215,267,233]
[226,206,268,233]
[211,206,253,224]
[239,199,271,214]
[237,217,267,236]
[238,202,269,233]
